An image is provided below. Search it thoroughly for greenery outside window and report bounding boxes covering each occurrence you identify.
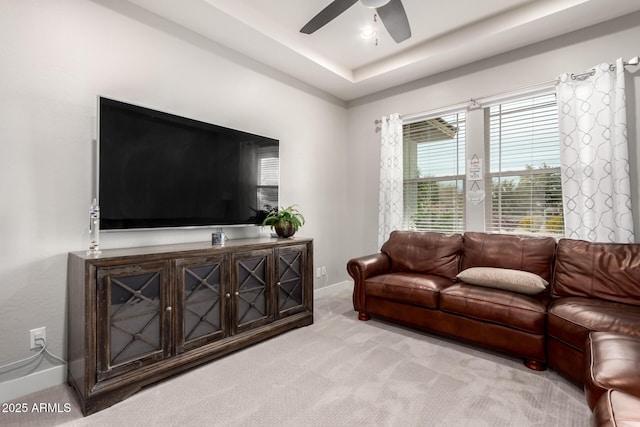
[486,93,563,236]
[403,112,466,233]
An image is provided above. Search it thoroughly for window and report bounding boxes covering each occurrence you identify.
[403,112,466,233]
[486,93,563,236]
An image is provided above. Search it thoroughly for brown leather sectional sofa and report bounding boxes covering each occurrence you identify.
[347,231,640,422]
[585,332,640,425]
[549,238,640,382]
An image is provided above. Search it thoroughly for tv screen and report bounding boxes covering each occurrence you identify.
[98,97,279,230]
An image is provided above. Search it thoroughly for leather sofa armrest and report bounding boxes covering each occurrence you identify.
[347,253,391,312]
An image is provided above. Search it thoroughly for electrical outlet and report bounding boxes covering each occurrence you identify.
[30,327,46,350]
[321,266,327,276]
[316,267,321,278]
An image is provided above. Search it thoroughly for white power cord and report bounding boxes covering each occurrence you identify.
[38,337,66,365]
[0,337,66,372]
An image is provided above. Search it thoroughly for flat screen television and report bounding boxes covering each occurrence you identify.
[98,97,279,230]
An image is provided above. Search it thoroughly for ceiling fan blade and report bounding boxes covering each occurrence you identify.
[376,0,411,43]
[300,0,359,34]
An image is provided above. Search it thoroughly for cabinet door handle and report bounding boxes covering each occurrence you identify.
[225,293,231,298]
[234,291,239,296]
[166,306,172,312]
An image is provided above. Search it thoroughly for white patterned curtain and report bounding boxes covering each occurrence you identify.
[556,58,634,242]
[378,113,403,248]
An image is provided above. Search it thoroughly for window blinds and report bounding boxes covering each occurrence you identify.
[486,93,563,236]
[403,112,466,233]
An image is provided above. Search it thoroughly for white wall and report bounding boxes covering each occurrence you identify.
[0,0,349,394]
[346,12,640,260]
[2,0,639,401]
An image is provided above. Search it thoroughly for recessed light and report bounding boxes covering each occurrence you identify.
[360,28,376,39]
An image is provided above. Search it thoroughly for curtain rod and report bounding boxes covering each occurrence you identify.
[374,55,639,125]
[570,55,639,80]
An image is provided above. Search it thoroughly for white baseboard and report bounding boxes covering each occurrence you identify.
[0,365,66,403]
[314,280,352,297]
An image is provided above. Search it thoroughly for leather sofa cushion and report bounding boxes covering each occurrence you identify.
[593,390,640,427]
[364,273,454,309]
[439,284,549,334]
[461,232,556,282]
[552,239,640,306]
[381,231,463,280]
[585,332,640,411]
[547,297,640,351]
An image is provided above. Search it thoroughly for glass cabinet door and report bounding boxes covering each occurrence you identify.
[232,249,273,334]
[276,245,307,317]
[175,255,227,353]
[96,261,170,380]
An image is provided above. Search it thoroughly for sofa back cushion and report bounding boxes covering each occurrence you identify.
[381,231,463,281]
[552,239,640,306]
[461,232,556,282]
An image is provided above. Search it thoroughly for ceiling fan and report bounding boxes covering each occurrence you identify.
[300,0,411,43]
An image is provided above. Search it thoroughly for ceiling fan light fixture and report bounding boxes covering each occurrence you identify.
[360,0,391,9]
[360,27,377,39]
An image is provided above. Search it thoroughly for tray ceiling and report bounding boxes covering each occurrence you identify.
[125,0,640,101]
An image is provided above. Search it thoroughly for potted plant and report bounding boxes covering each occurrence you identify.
[262,205,305,238]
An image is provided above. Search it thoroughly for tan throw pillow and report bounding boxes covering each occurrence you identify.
[456,267,548,295]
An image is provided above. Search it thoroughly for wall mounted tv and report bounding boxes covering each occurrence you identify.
[98,97,279,230]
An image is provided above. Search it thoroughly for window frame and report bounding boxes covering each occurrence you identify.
[483,92,564,237]
[402,111,467,234]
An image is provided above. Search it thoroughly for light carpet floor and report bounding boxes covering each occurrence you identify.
[2,282,590,426]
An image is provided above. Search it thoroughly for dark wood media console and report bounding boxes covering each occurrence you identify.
[67,237,313,415]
